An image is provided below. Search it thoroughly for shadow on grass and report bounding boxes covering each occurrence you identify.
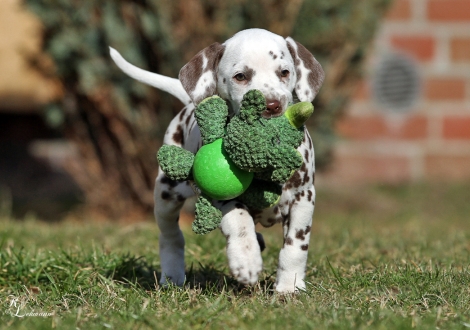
[108,255,275,294]
[186,263,276,293]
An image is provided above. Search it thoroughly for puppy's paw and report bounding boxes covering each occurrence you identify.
[226,235,262,286]
[274,275,306,293]
[159,271,186,287]
[159,233,186,287]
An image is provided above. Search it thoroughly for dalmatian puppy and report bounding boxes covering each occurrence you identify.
[110,28,324,293]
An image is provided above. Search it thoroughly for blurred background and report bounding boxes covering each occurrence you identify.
[0,0,469,222]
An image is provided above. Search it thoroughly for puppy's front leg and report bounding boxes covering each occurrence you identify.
[275,186,315,293]
[217,201,263,286]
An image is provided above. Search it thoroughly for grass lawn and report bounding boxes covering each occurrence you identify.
[1,182,470,329]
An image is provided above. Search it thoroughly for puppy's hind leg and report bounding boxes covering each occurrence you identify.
[154,172,194,287]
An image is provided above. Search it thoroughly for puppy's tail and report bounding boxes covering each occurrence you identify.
[109,47,191,106]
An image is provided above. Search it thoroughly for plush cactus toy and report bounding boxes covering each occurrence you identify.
[157,90,313,235]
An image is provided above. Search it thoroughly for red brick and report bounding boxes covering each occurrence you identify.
[427,0,470,21]
[352,80,371,100]
[442,116,470,139]
[425,154,470,180]
[336,115,428,140]
[390,35,435,61]
[324,154,412,184]
[424,78,466,100]
[451,38,470,63]
[396,116,429,139]
[336,115,386,139]
[386,0,412,20]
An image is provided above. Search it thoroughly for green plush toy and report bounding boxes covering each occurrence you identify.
[157,90,313,235]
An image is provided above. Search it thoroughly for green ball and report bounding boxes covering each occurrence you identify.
[193,138,254,200]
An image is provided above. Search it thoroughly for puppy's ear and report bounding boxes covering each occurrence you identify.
[286,37,325,102]
[179,42,225,105]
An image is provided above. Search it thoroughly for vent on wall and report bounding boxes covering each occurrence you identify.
[372,53,421,113]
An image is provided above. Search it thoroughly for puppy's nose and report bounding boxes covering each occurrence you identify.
[263,99,282,118]
[266,99,280,112]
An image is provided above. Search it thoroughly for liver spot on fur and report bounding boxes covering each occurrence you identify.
[287,171,302,188]
[172,125,184,145]
[303,172,310,185]
[235,203,248,210]
[161,191,171,200]
[307,190,313,202]
[243,66,256,81]
[178,108,187,121]
[160,176,179,188]
[296,226,311,241]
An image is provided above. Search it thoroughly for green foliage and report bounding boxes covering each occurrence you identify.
[25,0,392,216]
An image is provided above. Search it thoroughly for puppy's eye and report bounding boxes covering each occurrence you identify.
[234,73,246,81]
[280,70,290,77]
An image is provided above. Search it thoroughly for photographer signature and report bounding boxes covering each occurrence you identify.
[5,296,53,318]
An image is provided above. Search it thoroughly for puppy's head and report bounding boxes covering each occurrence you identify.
[179,29,324,116]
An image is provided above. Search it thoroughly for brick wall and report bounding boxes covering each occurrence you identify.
[318,0,470,185]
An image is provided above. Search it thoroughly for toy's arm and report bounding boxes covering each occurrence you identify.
[274,146,303,166]
[255,147,303,183]
[195,96,229,145]
[157,145,194,181]
[193,194,223,235]
[284,102,314,128]
[254,102,312,183]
